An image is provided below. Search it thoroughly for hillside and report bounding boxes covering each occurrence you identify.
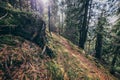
[0,0,120,80]
[0,33,117,80]
[46,33,117,80]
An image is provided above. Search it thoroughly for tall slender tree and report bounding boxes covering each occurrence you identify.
[19,0,22,10]
[48,5,51,33]
[79,0,91,49]
[95,11,107,59]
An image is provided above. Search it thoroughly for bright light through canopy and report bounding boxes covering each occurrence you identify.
[42,0,48,4]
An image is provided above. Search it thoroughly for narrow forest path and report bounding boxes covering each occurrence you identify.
[51,33,117,80]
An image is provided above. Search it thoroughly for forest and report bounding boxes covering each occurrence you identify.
[0,0,120,80]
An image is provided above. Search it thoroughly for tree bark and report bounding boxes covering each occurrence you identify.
[19,0,22,11]
[95,32,103,59]
[95,14,104,60]
[30,0,34,10]
[79,0,90,49]
[110,45,119,74]
[48,5,51,33]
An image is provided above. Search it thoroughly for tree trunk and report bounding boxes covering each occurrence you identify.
[110,47,119,74]
[34,0,37,11]
[30,0,34,10]
[61,10,64,33]
[95,33,103,59]
[79,0,90,49]
[19,0,22,11]
[48,5,51,33]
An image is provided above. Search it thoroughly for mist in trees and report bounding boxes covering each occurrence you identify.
[60,0,120,75]
[0,0,120,78]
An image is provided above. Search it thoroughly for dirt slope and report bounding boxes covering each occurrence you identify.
[0,35,49,80]
[0,33,117,80]
[47,33,117,80]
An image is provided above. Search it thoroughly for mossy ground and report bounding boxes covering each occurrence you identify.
[0,33,117,80]
[0,35,47,80]
[46,32,117,80]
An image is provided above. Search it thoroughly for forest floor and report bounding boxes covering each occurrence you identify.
[48,32,117,80]
[0,33,118,80]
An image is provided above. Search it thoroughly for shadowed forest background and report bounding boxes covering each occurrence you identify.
[0,0,120,80]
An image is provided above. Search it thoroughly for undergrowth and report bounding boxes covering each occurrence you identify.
[46,61,64,80]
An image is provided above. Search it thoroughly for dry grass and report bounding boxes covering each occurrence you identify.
[0,35,49,80]
[46,32,117,80]
[0,33,117,80]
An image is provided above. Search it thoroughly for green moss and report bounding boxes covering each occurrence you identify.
[67,68,78,80]
[0,35,16,46]
[0,35,24,47]
[0,2,13,9]
[46,61,64,80]
[0,6,35,26]
[114,67,120,73]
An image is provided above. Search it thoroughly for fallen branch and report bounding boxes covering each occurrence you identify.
[41,45,46,55]
[0,12,8,20]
